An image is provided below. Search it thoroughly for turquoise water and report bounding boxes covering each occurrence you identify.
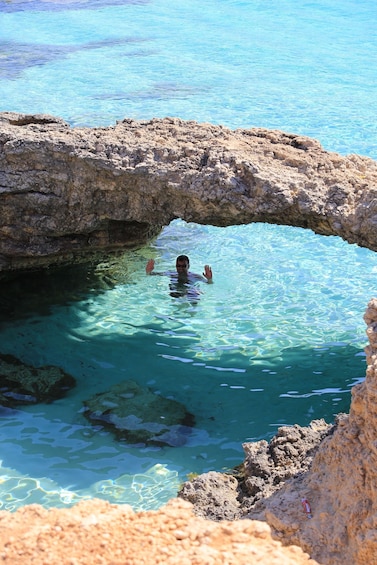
[0,0,376,510]
[1,0,377,157]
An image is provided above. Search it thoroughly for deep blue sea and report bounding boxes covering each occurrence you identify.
[0,0,376,510]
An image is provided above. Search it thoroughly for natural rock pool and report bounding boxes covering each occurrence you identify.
[1,0,376,511]
[0,220,374,509]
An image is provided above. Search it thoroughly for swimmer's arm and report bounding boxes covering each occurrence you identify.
[145,259,168,276]
[146,259,157,275]
[190,266,213,283]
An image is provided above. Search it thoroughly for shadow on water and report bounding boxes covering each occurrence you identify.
[0,254,138,323]
[0,256,366,432]
[0,318,365,483]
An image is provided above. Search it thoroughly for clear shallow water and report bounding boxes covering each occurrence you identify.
[1,0,377,157]
[0,222,374,509]
[0,0,376,510]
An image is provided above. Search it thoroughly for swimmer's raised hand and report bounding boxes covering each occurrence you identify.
[203,265,213,282]
[146,259,155,274]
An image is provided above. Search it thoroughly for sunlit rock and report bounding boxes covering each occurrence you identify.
[178,470,242,521]
[178,419,333,520]
[0,498,318,565]
[238,300,377,565]
[241,418,333,503]
[1,112,377,273]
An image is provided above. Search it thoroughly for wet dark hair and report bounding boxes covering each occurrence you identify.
[176,255,190,265]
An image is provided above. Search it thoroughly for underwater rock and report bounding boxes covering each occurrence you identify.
[83,380,195,447]
[0,353,76,407]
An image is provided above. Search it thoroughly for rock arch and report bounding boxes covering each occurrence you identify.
[1,112,377,273]
[1,112,377,564]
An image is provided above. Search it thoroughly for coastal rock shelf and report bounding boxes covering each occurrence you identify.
[0,498,317,565]
[178,418,334,521]
[1,112,377,273]
[178,299,377,565]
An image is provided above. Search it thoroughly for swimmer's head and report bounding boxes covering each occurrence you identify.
[176,255,189,273]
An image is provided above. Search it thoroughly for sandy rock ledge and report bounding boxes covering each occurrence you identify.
[0,498,318,565]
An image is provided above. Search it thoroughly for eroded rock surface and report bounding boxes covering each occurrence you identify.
[241,419,333,505]
[178,471,242,521]
[0,497,319,565]
[177,300,377,565]
[178,419,333,520]
[1,112,377,273]
[0,352,76,406]
[239,299,377,565]
[83,380,195,447]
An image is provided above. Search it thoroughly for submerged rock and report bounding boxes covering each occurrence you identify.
[0,353,76,407]
[83,380,195,447]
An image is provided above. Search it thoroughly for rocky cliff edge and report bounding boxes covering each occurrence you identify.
[249,297,377,565]
[179,299,377,565]
[0,498,317,565]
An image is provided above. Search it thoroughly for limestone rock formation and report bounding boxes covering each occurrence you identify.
[83,380,195,447]
[0,497,319,565]
[178,419,333,520]
[0,352,76,406]
[241,418,333,505]
[1,111,377,273]
[241,299,377,565]
[3,111,377,563]
[178,471,242,521]
[177,300,377,564]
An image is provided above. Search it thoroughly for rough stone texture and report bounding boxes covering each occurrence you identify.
[3,111,377,563]
[1,111,377,273]
[241,419,333,504]
[83,380,195,447]
[0,352,76,406]
[241,299,377,565]
[178,301,377,564]
[178,420,333,520]
[0,497,318,565]
[178,471,242,521]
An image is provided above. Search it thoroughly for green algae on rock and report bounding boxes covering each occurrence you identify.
[83,380,195,447]
[0,353,76,406]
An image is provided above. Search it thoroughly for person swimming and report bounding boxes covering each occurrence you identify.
[145,255,213,298]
